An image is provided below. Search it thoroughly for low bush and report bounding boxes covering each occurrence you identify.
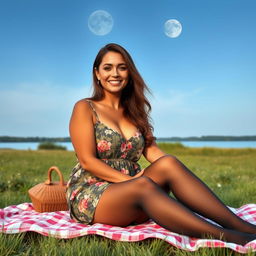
[37,142,66,151]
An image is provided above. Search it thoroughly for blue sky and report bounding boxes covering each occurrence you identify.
[0,0,256,137]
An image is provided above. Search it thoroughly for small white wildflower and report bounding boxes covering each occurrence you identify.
[217,183,222,188]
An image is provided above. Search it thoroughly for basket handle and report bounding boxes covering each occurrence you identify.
[44,166,65,185]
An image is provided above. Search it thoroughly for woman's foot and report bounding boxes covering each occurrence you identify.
[238,222,256,235]
[228,219,256,235]
[225,230,256,246]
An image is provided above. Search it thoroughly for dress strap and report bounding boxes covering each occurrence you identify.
[86,99,100,122]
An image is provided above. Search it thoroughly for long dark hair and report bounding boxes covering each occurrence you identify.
[89,43,155,147]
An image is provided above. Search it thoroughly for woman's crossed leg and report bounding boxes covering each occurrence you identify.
[142,155,256,235]
[92,174,256,245]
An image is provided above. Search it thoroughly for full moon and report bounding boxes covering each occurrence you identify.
[88,10,114,36]
[164,19,182,38]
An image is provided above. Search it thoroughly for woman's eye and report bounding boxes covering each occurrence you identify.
[103,66,127,71]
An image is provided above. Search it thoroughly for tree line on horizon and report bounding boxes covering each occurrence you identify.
[1,135,256,142]
[0,136,71,142]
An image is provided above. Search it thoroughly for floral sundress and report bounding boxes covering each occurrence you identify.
[66,99,145,224]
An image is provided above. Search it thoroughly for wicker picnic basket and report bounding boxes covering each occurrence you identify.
[28,166,68,212]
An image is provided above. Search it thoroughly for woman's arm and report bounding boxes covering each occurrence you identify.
[69,99,138,183]
[143,140,168,163]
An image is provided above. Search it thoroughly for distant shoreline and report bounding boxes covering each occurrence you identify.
[1,135,256,142]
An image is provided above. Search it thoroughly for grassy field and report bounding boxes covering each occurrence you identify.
[1,143,256,255]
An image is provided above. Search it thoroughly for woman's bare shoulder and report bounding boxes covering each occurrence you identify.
[72,98,91,111]
[70,98,95,121]
[74,97,91,105]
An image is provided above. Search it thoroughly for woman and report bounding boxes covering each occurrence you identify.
[66,43,256,245]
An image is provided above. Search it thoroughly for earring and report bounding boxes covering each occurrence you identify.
[97,80,100,85]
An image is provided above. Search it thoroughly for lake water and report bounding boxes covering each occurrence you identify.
[1,141,256,151]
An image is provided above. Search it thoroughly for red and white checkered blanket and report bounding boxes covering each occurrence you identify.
[1,203,256,253]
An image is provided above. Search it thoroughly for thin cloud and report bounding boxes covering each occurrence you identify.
[151,87,205,114]
[0,82,92,137]
[149,87,206,137]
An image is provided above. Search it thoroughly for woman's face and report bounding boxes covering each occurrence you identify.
[95,51,129,95]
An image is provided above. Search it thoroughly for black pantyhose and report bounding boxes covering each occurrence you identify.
[143,155,256,235]
[93,156,256,246]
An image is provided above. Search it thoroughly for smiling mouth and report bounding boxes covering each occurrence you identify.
[108,80,122,85]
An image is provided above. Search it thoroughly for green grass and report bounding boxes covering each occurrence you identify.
[1,144,256,255]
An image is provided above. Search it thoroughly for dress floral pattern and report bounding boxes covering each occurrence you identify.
[66,100,145,224]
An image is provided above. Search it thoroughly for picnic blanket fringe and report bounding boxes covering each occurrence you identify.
[1,203,256,253]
